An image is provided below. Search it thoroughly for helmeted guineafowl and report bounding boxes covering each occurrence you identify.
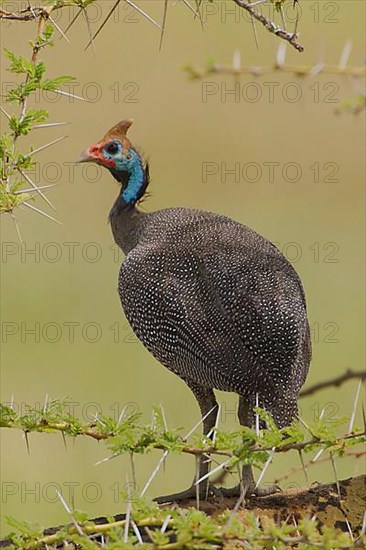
[79,119,312,502]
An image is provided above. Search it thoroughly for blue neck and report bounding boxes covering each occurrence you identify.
[121,155,145,204]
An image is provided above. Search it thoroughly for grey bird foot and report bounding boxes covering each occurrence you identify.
[220,482,281,498]
[154,483,220,504]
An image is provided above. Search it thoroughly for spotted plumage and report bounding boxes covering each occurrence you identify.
[80,120,312,501]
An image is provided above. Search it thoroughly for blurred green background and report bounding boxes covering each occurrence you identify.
[0,0,365,536]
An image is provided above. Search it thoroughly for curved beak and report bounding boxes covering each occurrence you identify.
[78,148,96,163]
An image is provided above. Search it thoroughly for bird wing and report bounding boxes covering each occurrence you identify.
[119,240,307,383]
[199,244,309,371]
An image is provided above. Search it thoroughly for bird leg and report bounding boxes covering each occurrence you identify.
[154,382,219,504]
[219,396,280,498]
[154,391,280,504]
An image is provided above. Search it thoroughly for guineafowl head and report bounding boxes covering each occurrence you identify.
[79,119,149,205]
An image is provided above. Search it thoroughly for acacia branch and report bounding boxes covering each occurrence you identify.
[186,60,366,80]
[1,0,305,52]
[300,369,366,397]
[0,1,76,21]
[2,417,364,458]
[0,5,53,21]
[232,0,304,52]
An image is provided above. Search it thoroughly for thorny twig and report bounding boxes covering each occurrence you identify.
[2,415,364,458]
[232,0,304,52]
[186,52,366,80]
[1,6,60,237]
[300,369,366,397]
[1,0,305,53]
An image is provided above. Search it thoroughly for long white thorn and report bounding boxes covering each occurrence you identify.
[125,0,162,30]
[22,136,67,160]
[159,0,168,51]
[15,184,58,194]
[360,510,366,536]
[195,458,231,485]
[160,403,168,431]
[195,454,200,510]
[131,520,143,544]
[130,452,137,487]
[95,413,106,427]
[56,490,84,536]
[298,449,309,485]
[85,0,122,50]
[63,7,83,35]
[49,15,71,43]
[318,405,326,421]
[344,517,354,541]
[161,515,171,534]
[279,5,287,31]
[232,49,241,73]
[43,394,49,415]
[297,415,314,436]
[10,213,23,243]
[339,40,353,70]
[33,122,70,129]
[95,452,119,465]
[211,402,221,445]
[225,471,247,530]
[124,475,132,543]
[82,7,96,55]
[312,447,325,462]
[0,106,11,120]
[250,14,259,50]
[181,0,200,18]
[348,379,362,433]
[18,169,57,211]
[309,62,325,77]
[116,405,126,427]
[140,450,169,497]
[330,452,341,500]
[193,0,204,28]
[22,202,61,224]
[184,405,217,440]
[276,43,287,67]
[54,89,86,101]
[255,447,275,488]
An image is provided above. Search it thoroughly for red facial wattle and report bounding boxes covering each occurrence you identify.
[79,145,116,168]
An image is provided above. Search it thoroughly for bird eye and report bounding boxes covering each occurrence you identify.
[126,153,132,160]
[105,142,119,155]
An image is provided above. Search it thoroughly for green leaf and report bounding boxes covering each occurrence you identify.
[34,61,46,82]
[4,50,33,75]
[6,81,37,103]
[0,186,31,213]
[0,403,17,427]
[9,110,49,137]
[5,516,42,538]
[43,23,54,41]
[0,133,13,158]
[42,75,75,92]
